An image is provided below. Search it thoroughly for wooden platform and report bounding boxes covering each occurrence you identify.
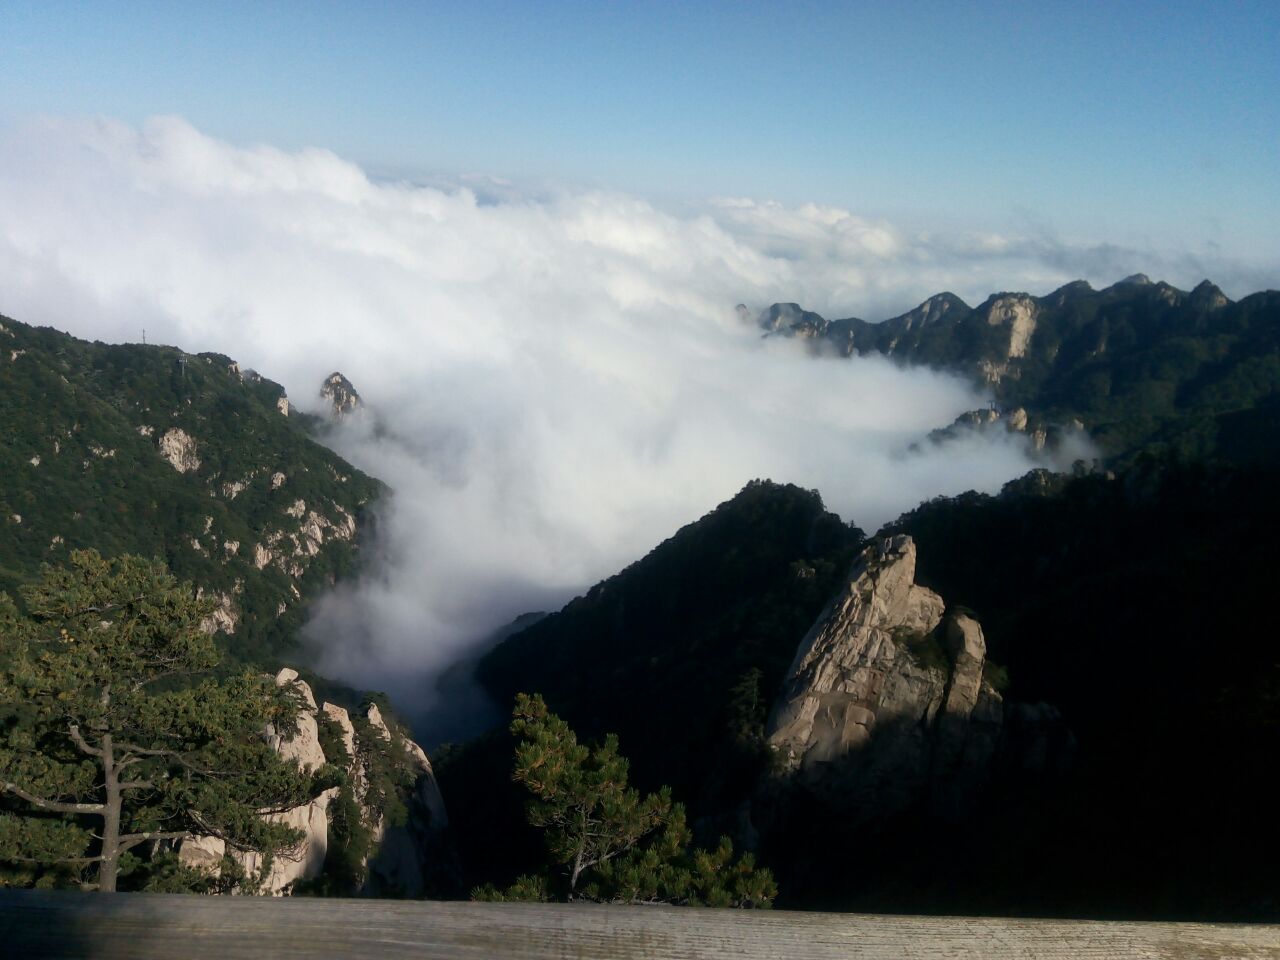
[1,890,1277,959]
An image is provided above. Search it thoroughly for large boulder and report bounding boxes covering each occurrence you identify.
[766,535,1006,819]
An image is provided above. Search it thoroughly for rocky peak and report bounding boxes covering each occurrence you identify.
[1189,279,1230,311]
[321,372,362,419]
[894,292,969,331]
[757,303,830,338]
[1117,273,1152,287]
[766,535,1013,819]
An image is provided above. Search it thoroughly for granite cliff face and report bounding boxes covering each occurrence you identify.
[766,535,1025,819]
[180,669,448,896]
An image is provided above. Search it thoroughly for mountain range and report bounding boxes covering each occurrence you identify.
[2,274,1278,917]
[749,274,1280,465]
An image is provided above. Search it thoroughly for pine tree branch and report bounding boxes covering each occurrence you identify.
[113,743,234,777]
[5,853,105,865]
[1,780,105,815]
[117,780,155,792]
[57,596,146,621]
[117,830,191,853]
[187,811,260,853]
[67,724,104,758]
[132,670,181,692]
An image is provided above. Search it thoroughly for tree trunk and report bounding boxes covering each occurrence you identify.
[570,814,588,896]
[97,733,122,893]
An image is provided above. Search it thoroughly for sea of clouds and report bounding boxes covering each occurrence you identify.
[1,115,1213,726]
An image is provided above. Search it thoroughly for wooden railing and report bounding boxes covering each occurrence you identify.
[1,890,1277,959]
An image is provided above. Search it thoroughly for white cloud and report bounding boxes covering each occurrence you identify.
[0,115,1122,720]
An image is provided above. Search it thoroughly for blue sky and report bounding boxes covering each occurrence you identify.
[3,0,1278,267]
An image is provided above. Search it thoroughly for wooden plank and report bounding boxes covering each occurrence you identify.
[0,890,1277,960]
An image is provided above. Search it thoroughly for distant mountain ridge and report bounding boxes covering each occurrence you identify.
[749,275,1280,464]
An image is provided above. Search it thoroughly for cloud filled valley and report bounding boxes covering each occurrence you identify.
[0,116,1116,715]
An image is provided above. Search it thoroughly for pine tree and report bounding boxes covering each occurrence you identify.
[0,550,323,892]
[474,693,776,907]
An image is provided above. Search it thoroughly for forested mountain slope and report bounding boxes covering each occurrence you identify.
[0,313,382,666]
[461,461,1280,919]
[441,482,863,892]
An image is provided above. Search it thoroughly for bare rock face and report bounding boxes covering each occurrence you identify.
[178,669,449,896]
[270,669,325,772]
[360,702,451,897]
[157,427,200,473]
[235,790,335,894]
[245,671,337,894]
[321,702,358,761]
[178,669,336,894]
[982,295,1040,359]
[766,535,1005,819]
[320,372,362,419]
[197,589,239,636]
[288,691,450,897]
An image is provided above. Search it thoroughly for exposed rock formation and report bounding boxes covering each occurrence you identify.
[926,404,1083,455]
[179,669,447,896]
[982,294,1039,360]
[321,372,362,419]
[197,589,239,636]
[157,427,200,473]
[767,535,1007,819]
[365,720,451,897]
[177,669,337,893]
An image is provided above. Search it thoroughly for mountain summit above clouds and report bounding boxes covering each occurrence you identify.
[321,371,363,420]
[750,276,1277,465]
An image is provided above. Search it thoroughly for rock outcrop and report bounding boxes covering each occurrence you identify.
[321,372,362,419]
[925,404,1083,455]
[363,705,451,897]
[178,669,337,893]
[157,427,200,473]
[981,294,1039,360]
[767,535,1007,819]
[179,669,447,896]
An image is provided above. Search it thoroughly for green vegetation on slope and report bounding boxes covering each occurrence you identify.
[474,693,776,907]
[0,314,382,667]
[438,481,861,893]
[0,551,326,892]
[477,480,863,812]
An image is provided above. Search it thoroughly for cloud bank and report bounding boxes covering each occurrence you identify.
[0,115,1166,725]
